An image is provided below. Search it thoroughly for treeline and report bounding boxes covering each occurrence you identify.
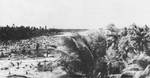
[0,24,62,41]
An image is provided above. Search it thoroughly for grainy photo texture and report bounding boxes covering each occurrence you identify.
[0,0,150,78]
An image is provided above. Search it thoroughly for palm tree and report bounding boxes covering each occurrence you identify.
[62,32,106,78]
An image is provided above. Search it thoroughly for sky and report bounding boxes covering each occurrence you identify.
[0,0,150,29]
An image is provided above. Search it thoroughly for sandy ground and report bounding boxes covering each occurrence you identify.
[0,36,67,78]
[0,55,67,78]
[0,31,89,78]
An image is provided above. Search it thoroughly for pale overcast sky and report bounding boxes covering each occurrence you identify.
[0,0,150,29]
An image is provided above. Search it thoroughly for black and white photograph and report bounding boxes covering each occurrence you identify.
[0,0,150,78]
